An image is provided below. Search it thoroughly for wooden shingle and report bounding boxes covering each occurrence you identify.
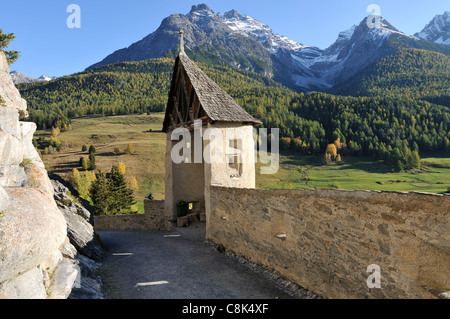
[163,52,261,132]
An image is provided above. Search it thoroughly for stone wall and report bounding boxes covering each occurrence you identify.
[94,200,169,231]
[206,186,450,299]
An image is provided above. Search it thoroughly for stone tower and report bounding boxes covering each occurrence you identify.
[162,35,261,224]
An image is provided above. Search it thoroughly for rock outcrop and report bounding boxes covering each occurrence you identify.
[51,180,104,299]
[0,51,103,299]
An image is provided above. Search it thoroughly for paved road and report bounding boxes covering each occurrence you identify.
[97,225,294,299]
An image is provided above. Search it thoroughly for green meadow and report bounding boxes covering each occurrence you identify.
[35,114,450,214]
[257,152,450,194]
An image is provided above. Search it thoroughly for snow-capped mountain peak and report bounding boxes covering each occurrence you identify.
[361,16,418,40]
[221,9,307,53]
[187,4,217,23]
[339,25,357,41]
[38,74,55,81]
[10,71,56,84]
[415,11,450,45]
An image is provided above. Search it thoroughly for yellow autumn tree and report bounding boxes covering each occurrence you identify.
[128,176,139,192]
[116,162,126,175]
[325,144,338,161]
[70,168,81,186]
[125,143,135,154]
[51,127,60,137]
[334,137,343,150]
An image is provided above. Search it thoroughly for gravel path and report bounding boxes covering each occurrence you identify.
[97,225,301,299]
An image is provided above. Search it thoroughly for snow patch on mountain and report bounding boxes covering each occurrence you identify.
[221,9,307,53]
[187,3,216,22]
[416,11,450,45]
[292,74,331,89]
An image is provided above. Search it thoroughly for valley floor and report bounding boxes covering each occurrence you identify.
[34,114,450,214]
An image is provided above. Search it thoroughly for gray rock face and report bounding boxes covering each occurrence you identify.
[69,254,104,299]
[0,51,101,299]
[47,257,79,299]
[0,266,48,299]
[52,180,104,261]
[0,188,67,283]
[51,180,105,298]
[0,53,27,118]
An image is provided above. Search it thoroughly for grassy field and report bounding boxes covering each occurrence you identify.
[35,113,167,213]
[256,152,450,194]
[36,114,450,214]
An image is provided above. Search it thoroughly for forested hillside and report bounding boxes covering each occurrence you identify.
[18,50,450,171]
[290,92,449,171]
[331,48,450,106]
[18,58,175,129]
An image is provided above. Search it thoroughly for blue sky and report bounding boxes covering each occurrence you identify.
[1,0,448,78]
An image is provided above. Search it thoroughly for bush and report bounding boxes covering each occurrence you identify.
[114,146,122,155]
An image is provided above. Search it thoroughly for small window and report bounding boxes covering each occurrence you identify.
[227,138,242,178]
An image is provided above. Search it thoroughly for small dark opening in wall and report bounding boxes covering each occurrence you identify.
[145,193,154,200]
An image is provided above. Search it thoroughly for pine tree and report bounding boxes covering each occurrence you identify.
[0,29,19,65]
[88,154,96,170]
[89,172,110,216]
[108,166,135,215]
[89,145,96,154]
[80,157,89,171]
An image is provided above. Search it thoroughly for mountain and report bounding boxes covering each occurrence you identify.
[37,74,57,81]
[10,70,57,84]
[330,48,450,107]
[309,17,420,85]
[87,4,450,92]
[10,70,35,84]
[416,11,450,45]
[221,9,307,53]
[18,56,450,172]
[87,4,273,76]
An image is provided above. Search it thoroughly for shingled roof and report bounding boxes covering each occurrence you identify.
[163,51,261,132]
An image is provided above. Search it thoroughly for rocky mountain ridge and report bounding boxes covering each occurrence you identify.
[86,4,450,91]
[416,11,450,45]
[10,70,57,84]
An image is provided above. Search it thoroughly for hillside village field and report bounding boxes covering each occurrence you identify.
[34,113,450,213]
